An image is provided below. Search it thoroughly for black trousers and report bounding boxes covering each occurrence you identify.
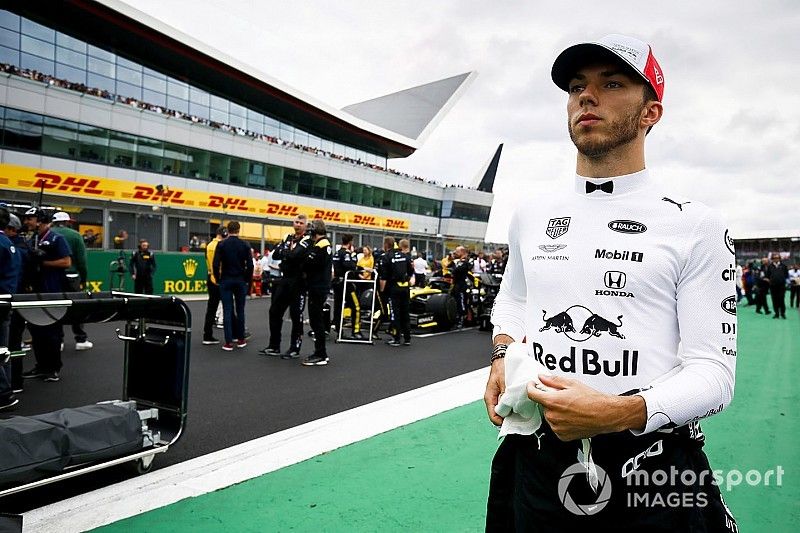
[29,323,64,373]
[389,287,410,342]
[791,285,800,308]
[204,277,221,339]
[770,285,786,317]
[268,278,306,352]
[308,287,328,356]
[755,286,770,313]
[135,275,154,295]
[487,424,737,532]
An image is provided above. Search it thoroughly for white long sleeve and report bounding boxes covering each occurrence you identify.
[499,169,736,435]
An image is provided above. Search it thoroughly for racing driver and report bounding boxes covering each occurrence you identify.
[484,34,738,531]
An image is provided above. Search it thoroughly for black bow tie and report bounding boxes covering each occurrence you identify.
[585,181,614,194]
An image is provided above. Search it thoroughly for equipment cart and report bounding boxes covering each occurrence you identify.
[0,291,191,497]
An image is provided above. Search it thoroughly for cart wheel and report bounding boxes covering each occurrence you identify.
[133,455,154,475]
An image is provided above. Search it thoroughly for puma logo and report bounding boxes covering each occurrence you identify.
[662,197,691,211]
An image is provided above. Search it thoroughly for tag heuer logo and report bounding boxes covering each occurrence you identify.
[539,244,567,253]
[608,220,647,234]
[546,217,571,239]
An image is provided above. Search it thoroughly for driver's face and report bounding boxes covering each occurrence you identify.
[293,218,307,234]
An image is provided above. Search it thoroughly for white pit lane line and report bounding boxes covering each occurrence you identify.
[22,367,489,533]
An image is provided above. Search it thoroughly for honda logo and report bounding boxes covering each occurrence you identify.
[604,271,626,289]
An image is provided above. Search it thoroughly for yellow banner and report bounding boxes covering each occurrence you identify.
[0,164,410,230]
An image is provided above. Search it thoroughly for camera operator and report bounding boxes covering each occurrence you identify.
[380,237,414,347]
[450,246,473,329]
[260,214,310,359]
[20,208,71,383]
[301,220,332,366]
[51,211,92,351]
[130,239,156,294]
[332,233,363,339]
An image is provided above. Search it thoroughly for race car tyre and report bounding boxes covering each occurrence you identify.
[425,293,457,330]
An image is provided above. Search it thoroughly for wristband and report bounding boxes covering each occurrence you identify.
[490,343,509,364]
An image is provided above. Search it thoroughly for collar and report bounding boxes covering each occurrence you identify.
[574,168,650,198]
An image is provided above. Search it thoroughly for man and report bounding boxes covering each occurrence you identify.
[51,211,93,350]
[790,263,800,309]
[332,233,363,339]
[130,239,156,294]
[754,257,771,315]
[301,220,332,366]
[766,253,789,319]
[6,213,28,393]
[0,209,21,409]
[413,252,428,288]
[202,225,227,345]
[260,214,310,359]
[20,208,71,383]
[380,237,413,347]
[472,251,487,275]
[488,248,506,276]
[485,35,737,530]
[212,221,253,351]
[258,248,271,295]
[450,246,473,329]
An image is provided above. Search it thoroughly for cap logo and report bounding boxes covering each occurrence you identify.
[653,65,664,85]
[610,43,643,63]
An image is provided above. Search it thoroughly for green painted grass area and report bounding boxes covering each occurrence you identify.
[96,308,799,532]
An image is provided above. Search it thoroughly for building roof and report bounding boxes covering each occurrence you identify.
[342,72,476,143]
[10,0,472,159]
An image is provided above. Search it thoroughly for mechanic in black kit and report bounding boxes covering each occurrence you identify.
[450,245,474,329]
[260,214,311,359]
[380,237,414,347]
[301,219,332,366]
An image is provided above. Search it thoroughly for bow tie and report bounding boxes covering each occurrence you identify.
[585,181,614,194]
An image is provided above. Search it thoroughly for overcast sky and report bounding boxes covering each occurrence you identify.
[124,0,799,243]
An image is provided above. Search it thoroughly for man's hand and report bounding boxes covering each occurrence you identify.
[484,358,506,426]
[526,375,646,441]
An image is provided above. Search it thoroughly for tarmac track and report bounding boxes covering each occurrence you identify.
[0,296,490,513]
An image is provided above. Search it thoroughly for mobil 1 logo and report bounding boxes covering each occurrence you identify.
[595,249,644,262]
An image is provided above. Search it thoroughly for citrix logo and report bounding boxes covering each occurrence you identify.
[722,264,736,282]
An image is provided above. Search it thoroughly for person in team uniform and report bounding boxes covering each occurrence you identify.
[766,253,789,319]
[380,237,414,347]
[20,208,71,383]
[301,220,332,366]
[202,225,227,345]
[260,214,310,359]
[485,35,737,531]
[129,240,156,294]
[449,246,473,329]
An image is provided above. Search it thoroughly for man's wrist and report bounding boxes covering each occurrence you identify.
[608,394,647,432]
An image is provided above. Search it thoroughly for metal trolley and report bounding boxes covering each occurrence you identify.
[335,270,377,344]
[0,291,191,497]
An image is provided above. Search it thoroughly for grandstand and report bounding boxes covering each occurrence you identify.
[0,0,495,268]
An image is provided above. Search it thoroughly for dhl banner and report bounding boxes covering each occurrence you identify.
[0,164,410,230]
